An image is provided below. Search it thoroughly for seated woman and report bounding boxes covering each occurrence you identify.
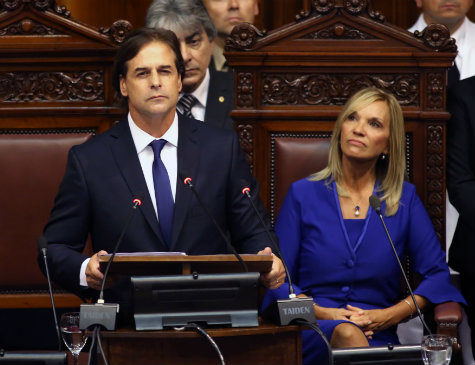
[263,87,466,364]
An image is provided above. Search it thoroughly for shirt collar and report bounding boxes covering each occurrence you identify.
[128,112,179,154]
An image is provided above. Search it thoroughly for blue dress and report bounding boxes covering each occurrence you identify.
[262,178,466,365]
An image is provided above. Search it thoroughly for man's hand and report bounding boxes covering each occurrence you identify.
[257,247,286,289]
[85,250,107,290]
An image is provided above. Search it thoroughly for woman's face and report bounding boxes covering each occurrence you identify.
[340,100,390,163]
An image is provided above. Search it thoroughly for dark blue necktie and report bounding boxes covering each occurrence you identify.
[150,139,174,247]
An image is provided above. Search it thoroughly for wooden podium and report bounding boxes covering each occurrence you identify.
[96,254,302,365]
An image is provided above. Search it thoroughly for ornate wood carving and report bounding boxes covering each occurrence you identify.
[0,71,104,102]
[426,124,444,241]
[236,124,254,170]
[302,22,375,39]
[427,72,444,110]
[0,18,62,35]
[0,0,71,17]
[99,20,133,45]
[226,23,266,51]
[236,72,255,108]
[296,0,385,23]
[262,73,419,106]
[413,24,457,52]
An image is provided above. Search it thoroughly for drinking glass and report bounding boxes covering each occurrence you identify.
[421,334,453,365]
[60,312,87,365]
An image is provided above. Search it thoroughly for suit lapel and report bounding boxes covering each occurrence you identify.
[169,115,200,250]
[108,120,165,246]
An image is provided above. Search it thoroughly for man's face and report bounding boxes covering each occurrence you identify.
[119,41,182,123]
[416,0,473,30]
[175,28,214,93]
[203,0,259,37]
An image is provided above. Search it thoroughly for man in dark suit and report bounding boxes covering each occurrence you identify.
[40,28,284,318]
[447,75,475,356]
[146,0,234,130]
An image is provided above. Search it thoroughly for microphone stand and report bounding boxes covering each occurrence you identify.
[369,195,432,335]
[38,236,62,352]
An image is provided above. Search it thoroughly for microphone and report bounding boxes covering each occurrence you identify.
[182,176,248,272]
[37,236,62,352]
[240,182,316,326]
[369,194,432,335]
[79,196,142,331]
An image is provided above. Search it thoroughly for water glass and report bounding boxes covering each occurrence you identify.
[421,334,453,365]
[60,312,87,365]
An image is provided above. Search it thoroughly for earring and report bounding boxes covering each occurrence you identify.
[381,153,387,160]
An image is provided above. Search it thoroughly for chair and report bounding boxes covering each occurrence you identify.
[271,135,462,350]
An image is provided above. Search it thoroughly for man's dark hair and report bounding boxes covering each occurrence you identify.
[112,27,185,96]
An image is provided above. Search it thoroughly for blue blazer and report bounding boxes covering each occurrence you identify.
[42,114,271,305]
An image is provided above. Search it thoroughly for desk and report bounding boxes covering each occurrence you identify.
[99,322,302,364]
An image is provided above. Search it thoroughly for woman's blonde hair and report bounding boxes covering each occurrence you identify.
[309,87,406,216]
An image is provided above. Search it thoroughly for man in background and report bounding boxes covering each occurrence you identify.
[410,1,475,361]
[409,0,474,84]
[202,0,259,72]
[146,0,234,129]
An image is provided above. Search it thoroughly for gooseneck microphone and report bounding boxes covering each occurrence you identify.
[182,176,248,272]
[37,236,62,352]
[369,194,432,335]
[240,183,295,297]
[80,196,142,365]
[241,183,333,364]
[80,197,142,332]
[98,197,142,302]
[240,182,316,325]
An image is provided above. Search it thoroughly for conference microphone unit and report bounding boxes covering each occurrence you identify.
[182,176,248,272]
[37,236,62,352]
[240,182,315,326]
[79,196,142,331]
[369,194,432,335]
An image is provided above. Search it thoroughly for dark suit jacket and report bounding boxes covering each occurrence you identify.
[447,76,475,279]
[41,114,272,310]
[204,67,234,130]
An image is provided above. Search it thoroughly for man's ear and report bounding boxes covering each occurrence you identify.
[414,0,423,9]
[254,0,259,16]
[119,75,128,97]
[178,74,182,94]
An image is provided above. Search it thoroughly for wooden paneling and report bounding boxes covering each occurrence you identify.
[55,0,474,34]
[56,0,153,28]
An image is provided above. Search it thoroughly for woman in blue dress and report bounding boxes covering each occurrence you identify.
[263,87,466,364]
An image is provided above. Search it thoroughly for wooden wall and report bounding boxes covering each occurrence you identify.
[56,0,475,33]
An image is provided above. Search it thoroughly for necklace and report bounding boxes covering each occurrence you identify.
[349,198,360,217]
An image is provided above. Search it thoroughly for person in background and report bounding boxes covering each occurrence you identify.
[410,2,475,359]
[202,0,259,72]
[446,75,475,362]
[409,0,474,84]
[262,87,466,364]
[39,27,285,324]
[146,0,234,129]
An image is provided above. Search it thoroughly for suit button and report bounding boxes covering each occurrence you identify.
[346,259,354,268]
[341,286,350,293]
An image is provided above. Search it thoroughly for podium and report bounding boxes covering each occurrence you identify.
[95,254,302,364]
